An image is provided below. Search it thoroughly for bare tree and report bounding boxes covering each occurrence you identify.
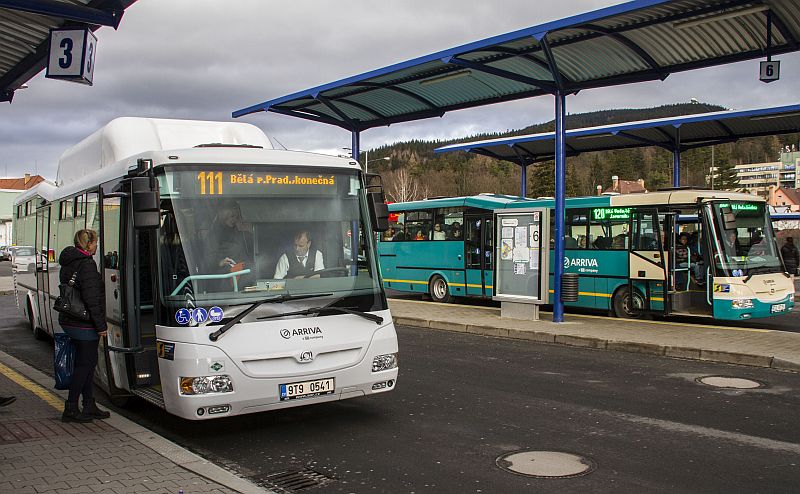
[386,168,420,202]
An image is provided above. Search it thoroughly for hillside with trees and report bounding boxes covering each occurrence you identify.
[361,102,799,201]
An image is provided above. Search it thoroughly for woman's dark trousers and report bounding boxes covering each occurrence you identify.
[68,339,99,404]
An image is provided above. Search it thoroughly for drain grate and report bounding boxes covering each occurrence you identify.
[253,468,336,493]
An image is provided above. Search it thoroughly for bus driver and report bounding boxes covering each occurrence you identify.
[274,230,325,279]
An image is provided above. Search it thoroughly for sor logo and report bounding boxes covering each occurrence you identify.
[299,351,314,362]
[280,329,291,339]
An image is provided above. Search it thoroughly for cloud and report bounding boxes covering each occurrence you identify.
[1,0,798,178]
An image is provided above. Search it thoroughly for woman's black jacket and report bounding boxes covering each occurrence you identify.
[58,246,107,332]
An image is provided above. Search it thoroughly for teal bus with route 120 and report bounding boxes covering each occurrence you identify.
[378,190,795,320]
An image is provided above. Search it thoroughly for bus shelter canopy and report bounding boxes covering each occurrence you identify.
[433,104,800,163]
[233,0,800,131]
[0,0,136,103]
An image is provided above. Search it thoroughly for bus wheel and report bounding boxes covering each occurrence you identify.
[28,301,46,341]
[429,275,452,304]
[613,287,645,319]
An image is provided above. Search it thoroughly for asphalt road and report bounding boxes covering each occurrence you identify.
[1,294,798,493]
[386,290,800,333]
[0,260,12,277]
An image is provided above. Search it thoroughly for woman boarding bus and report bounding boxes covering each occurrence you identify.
[13,118,398,420]
[379,191,794,320]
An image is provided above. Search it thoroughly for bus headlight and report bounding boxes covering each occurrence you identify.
[372,353,398,372]
[731,299,754,309]
[180,375,233,395]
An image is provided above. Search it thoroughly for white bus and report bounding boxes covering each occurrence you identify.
[13,117,398,420]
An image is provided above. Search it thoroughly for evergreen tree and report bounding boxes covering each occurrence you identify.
[713,159,739,191]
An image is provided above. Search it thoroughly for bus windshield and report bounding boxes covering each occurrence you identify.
[157,165,384,311]
[708,201,783,277]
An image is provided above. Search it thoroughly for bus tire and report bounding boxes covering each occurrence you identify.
[612,287,645,319]
[28,301,46,341]
[429,275,452,304]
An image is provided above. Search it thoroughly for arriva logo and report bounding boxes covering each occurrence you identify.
[281,327,323,339]
[564,256,599,268]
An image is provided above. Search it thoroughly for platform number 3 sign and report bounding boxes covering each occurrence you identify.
[46,28,98,86]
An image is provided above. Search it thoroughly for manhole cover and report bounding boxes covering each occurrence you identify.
[496,450,596,478]
[697,376,765,389]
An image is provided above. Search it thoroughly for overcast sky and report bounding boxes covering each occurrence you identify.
[2,0,799,179]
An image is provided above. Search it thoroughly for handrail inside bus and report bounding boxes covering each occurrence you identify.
[170,270,252,296]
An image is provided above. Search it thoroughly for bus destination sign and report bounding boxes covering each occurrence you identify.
[591,207,631,221]
[194,171,337,196]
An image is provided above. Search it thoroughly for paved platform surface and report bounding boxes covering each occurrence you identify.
[388,299,800,373]
[0,351,270,494]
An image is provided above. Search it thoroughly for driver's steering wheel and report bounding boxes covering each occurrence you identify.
[303,267,351,279]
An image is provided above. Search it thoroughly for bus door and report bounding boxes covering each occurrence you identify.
[465,213,493,296]
[628,209,668,315]
[34,204,53,332]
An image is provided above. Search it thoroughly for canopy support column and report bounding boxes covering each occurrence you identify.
[553,91,567,323]
[521,164,528,197]
[672,126,681,187]
[351,131,360,161]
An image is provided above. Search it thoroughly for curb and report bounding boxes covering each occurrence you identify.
[399,317,800,374]
[0,350,272,494]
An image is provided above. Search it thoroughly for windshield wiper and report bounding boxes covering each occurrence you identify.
[208,293,333,341]
[257,305,384,325]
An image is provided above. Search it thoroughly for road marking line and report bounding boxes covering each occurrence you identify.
[0,361,62,411]
[389,298,773,333]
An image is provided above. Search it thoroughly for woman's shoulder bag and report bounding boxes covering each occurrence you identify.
[53,260,91,321]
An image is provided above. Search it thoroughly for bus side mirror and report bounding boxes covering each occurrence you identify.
[368,192,389,232]
[132,176,160,229]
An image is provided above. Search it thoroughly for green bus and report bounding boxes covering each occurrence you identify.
[379,190,794,320]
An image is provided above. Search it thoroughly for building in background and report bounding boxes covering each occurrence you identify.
[598,175,647,195]
[0,174,46,246]
[768,186,800,212]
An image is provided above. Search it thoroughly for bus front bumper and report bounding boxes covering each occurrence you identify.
[713,293,794,320]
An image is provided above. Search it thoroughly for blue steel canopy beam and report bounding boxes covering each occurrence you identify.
[479,46,572,84]
[444,56,558,93]
[350,82,441,112]
[614,130,673,151]
[539,34,566,93]
[714,119,737,138]
[268,106,350,129]
[680,136,740,151]
[0,0,124,28]
[582,23,667,80]
[334,98,387,121]
[314,95,359,130]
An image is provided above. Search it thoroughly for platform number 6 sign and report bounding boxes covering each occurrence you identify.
[46,28,98,86]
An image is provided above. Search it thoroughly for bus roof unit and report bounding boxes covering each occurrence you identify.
[57,117,272,185]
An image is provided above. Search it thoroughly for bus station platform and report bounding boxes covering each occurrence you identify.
[388,299,800,373]
[0,351,270,494]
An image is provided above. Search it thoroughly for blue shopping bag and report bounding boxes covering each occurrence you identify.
[54,333,76,390]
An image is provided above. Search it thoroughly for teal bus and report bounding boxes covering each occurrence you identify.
[378,190,795,320]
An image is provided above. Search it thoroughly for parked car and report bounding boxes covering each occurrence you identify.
[0,245,10,261]
[11,246,36,273]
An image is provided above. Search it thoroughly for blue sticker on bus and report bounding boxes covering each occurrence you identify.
[192,308,208,324]
[175,308,191,325]
[209,306,224,322]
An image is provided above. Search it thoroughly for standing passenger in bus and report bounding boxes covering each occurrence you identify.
[58,230,110,423]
